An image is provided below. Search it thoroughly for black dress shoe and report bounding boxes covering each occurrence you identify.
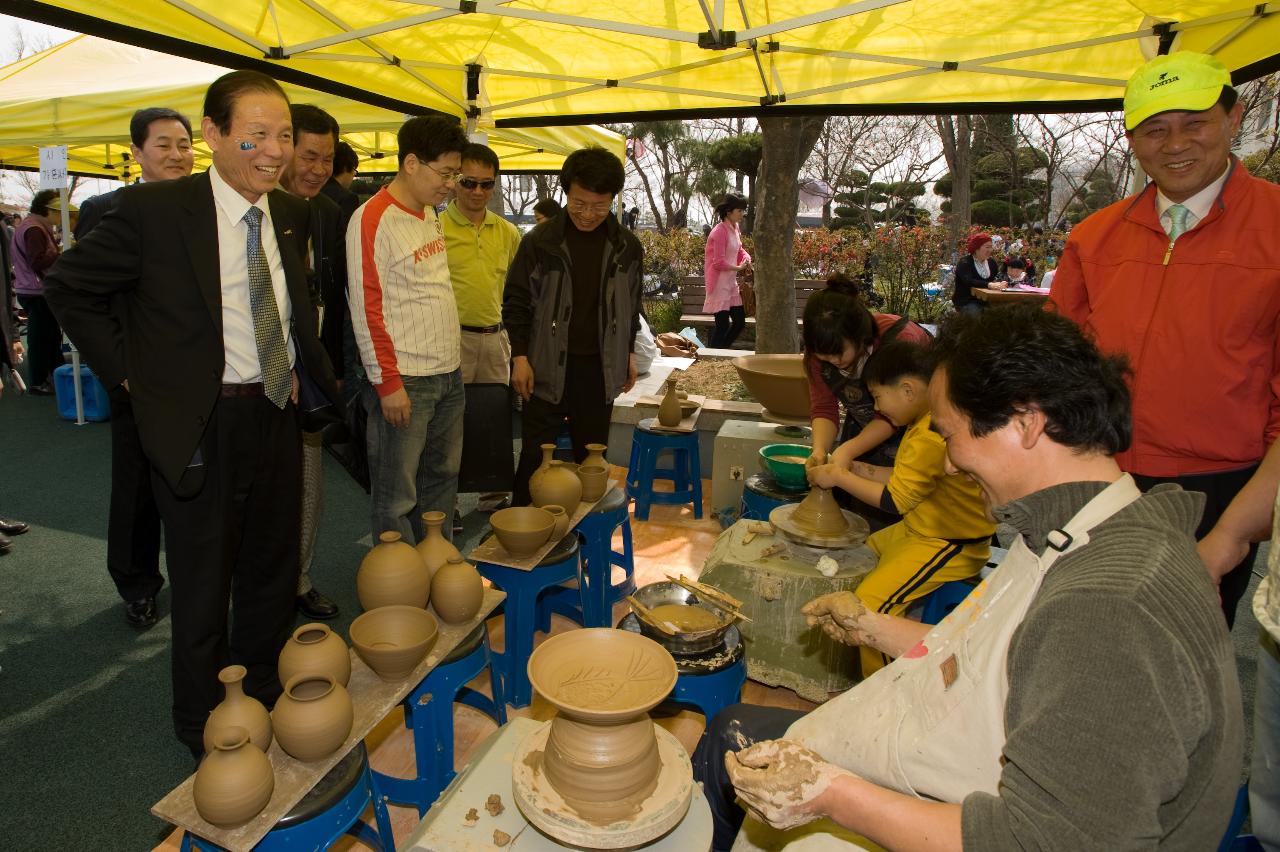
[0,517,29,536]
[27,381,54,396]
[296,588,339,620]
[124,596,158,628]
[0,533,10,554]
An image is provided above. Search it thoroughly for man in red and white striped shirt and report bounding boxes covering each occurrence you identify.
[346,116,469,544]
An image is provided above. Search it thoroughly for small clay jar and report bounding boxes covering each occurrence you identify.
[583,443,608,470]
[544,504,571,541]
[576,464,609,502]
[528,443,558,504]
[272,673,354,762]
[431,556,485,624]
[791,486,850,536]
[278,623,351,688]
[416,510,461,581]
[357,531,431,611]
[202,664,272,754]
[657,377,682,427]
[532,459,583,509]
[193,726,274,827]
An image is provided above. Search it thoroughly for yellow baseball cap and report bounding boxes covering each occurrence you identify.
[1124,52,1233,131]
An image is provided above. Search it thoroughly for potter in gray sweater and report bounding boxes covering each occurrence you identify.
[963,480,1243,849]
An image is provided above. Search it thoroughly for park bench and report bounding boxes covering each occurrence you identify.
[679,276,824,332]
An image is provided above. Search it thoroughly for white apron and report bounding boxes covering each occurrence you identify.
[732,475,1143,852]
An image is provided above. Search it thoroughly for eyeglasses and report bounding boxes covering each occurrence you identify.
[567,199,613,216]
[422,161,462,183]
[457,176,496,191]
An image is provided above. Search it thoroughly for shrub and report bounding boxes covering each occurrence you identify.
[643,296,682,334]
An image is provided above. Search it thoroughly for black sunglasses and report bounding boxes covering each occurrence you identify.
[457,176,496,190]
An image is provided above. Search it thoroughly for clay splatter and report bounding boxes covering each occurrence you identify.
[493,828,511,846]
[463,807,479,826]
[485,793,505,816]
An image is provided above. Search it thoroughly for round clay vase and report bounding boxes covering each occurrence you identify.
[416,510,461,581]
[271,673,354,762]
[576,464,609,503]
[278,623,351,688]
[532,459,583,510]
[657,377,682,427]
[544,504,571,541]
[202,664,272,754]
[583,443,608,470]
[357,531,431,611]
[349,605,439,680]
[193,726,274,827]
[528,629,678,822]
[432,556,485,624]
[528,443,558,505]
[491,506,555,556]
[790,486,851,536]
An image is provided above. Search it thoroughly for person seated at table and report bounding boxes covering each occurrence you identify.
[802,274,930,529]
[1000,256,1030,287]
[807,339,993,677]
[692,304,1241,852]
[951,232,998,314]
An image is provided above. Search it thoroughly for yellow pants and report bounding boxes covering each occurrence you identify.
[857,522,989,677]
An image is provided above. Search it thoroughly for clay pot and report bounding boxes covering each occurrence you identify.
[193,726,274,827]
[202,664,272,754]
[528,443,558,505]
[416,510,461,581]
[527,629,678,822]
[350,605,439,680]
[491,506,555,556]
[657,377,682,427]
[544,504,571,541]
[271,673,354,761]
[278,623,351,688]
[357,531,431,611]
[732,354,811,419]
[583,443,608,470]
[576,464,609,503]
[532,458,583,510]
[790,486,850,536]
[431,557,485,624]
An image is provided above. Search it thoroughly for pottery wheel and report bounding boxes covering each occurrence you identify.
[769,503,870,549]
[512,721,693,850]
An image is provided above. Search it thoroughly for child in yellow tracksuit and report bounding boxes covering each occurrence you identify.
[807,339,994,676]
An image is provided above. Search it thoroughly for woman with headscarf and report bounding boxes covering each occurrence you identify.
[952,232,998,315]
[703,194,752,348]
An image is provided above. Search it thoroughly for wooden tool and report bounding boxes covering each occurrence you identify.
[666,574,754,623]
[626,595,677,635]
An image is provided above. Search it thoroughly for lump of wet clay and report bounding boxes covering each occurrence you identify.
[463,807,479,826]
[485,792,505,816]
[493,828,511,846]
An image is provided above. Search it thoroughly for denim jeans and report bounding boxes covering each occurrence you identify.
[365,369,464,544]
[1253,634,1280,851]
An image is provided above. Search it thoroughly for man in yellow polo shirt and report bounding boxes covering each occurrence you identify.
[442,142,522,513]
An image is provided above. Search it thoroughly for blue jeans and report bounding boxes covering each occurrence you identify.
[1253,634,1280,851]
[365,369,464,544]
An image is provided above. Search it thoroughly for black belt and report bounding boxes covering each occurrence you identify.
[220,382,264,398]
[461,323,503,334]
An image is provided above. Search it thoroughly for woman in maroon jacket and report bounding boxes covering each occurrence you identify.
[10,189,65,395]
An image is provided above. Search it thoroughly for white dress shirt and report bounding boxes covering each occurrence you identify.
[208,164,295,383]
[1155,163,1231,238]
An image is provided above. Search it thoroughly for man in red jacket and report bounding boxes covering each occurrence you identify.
[1051,51,1280,628]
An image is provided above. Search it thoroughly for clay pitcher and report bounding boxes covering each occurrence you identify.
[193,726,274,827]
[657,377,682,427]
[272,673,354,762]
[202,664,272,754]
[544,504,571,541]
[583,443,608,470]
[357,531,431,611]
[791,486,850,536]
[278,623,351,688]
[532,459,582,509]
[416,510,461,581]
[528,443,558,504]
[431,556,485,624]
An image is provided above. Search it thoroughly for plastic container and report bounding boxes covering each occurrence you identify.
[758,443,812,491]
[53,363,111,422]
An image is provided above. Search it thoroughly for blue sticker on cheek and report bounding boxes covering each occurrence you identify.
[239,141,257,151]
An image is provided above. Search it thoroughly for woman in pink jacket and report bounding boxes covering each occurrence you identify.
[703,194,752,348]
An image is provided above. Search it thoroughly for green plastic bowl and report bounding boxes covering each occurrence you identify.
[759,444,813,491]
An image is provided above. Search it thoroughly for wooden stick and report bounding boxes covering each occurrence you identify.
[666,575,754,623]
[626,595,677,635]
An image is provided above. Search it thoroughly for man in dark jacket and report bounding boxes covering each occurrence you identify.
[503,147,642,505]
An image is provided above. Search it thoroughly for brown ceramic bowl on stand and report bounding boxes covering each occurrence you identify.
[349,605,440,680]
[732,354,811,419]
[491,506,555,555]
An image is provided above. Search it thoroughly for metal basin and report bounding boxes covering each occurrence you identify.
[733,354,811,419]
[629,581,734,655]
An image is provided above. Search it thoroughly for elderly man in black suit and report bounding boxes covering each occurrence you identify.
[45,70,342,757]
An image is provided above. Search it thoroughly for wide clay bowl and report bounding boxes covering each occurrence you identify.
[349,605,439,680]
[528,628,677,724]
[491,506,555,556]
[758,443,813,491]
[732,354,811,419]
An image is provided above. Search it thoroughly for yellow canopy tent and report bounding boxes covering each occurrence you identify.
[0,35,623,178]
[8,1,1280,127]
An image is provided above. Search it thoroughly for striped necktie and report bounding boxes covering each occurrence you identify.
[1166,203,1190,241]
[242,206,291,408]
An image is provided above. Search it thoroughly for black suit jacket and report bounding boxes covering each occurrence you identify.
[44,171,343,494]
[306,192,348,378]
[73,188,121,243]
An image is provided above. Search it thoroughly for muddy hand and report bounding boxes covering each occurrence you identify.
[806,462,843,489]
[805,451,827,471]
[801,591,875,646]
[725,739,845,830]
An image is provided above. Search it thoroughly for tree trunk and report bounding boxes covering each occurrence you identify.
[754,115,825,354]
[935,115,974,249]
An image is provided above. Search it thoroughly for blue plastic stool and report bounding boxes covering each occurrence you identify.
[1219,783,1263,851]
[668,656,748,728]
[371,624,506,816]
[181,742,394,851]
[919,579,977,625]
[475,534,581,708]
[538,487,637,630]
[626,419,703,520]
[739,473,804,522]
